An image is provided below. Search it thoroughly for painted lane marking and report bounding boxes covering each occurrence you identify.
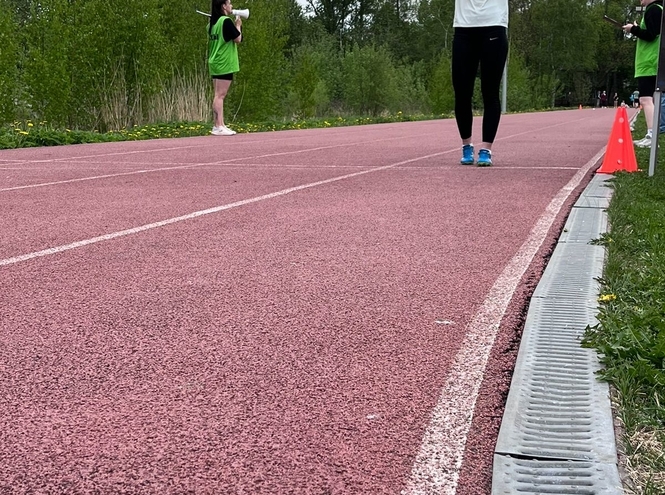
[0,136,443,192]
[0,164,215,192]
[0,117,597,191]
[0,151,446,268]
[403,147,606,495]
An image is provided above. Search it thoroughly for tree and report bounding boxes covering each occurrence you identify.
[225,0,291,121]
[0,0,19,124]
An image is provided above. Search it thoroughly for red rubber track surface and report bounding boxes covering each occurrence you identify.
[0,109,620,494]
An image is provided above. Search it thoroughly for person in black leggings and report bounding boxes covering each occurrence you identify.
[452,1,508,167]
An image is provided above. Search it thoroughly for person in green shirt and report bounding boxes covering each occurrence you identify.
[208,0,243,136]
[623,0,663,147]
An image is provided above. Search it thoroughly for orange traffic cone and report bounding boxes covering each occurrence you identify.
[597,106,638,174]
[579,104,583,110]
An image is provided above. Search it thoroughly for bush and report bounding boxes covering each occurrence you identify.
[506,49,537,112]
[0,0,18,125]
[428,52,454,114]
[341,44,400,115]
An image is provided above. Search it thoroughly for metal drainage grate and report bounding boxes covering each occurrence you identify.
[531,243,604,303]
[493,456,622,495]
[492,174,622,494]
[495,299,616,463]
[558,207,608,245]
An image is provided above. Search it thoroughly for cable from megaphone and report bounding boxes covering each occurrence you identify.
[231,9,249,19]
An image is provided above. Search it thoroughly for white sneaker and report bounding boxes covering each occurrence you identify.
[211,126,235,136]
[635,137,652,148]
[222,125,237,135]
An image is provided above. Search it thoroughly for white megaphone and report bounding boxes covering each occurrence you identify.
[232,8,249,19]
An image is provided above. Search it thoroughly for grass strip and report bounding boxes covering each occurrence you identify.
[0,113,446,150]
[583,118,665,494]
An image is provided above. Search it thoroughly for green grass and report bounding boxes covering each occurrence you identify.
[583,116,665,493]
[0,112,447,150]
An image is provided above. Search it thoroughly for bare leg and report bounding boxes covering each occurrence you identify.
[213,79,233,128]
[641,96,655,133]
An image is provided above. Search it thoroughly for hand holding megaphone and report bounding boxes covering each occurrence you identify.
[232,9,249,19]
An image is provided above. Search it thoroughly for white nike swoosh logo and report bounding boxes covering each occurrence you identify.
[490,37,498,40]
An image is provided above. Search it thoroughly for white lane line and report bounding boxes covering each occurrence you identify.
[21,143,206,163]
[402,146,606,495]
[0,151,446,268]
[0,118,592,190]
[0,137,439,192]
[0,164,210,192]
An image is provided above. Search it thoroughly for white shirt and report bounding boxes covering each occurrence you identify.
[453,0,509,28]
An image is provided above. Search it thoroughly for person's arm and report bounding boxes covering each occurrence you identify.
[234,16,242,43]
[222,17,242,43]
[628,4,662,40]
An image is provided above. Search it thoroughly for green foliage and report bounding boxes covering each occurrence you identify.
[289,45,329,117]
[583,165,665,430]
[416,0,455,62]
[397,61,430,114]
[0,0,647,128]
[0,0,18,123]
[226,0,291,122]
[158,0,208,75]
[341,44,399,115]
[21,0,72,126]
[506,49,536,112]
[428,51,454,114]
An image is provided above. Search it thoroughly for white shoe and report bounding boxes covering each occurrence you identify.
[222,125,237,135]
[634,135,652,147]
[211,126,235,136]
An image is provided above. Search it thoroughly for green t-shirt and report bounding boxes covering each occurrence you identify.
[635,3,662,78]
[208,17,239,76]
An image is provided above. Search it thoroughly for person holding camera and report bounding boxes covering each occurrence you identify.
[208,0,243,136]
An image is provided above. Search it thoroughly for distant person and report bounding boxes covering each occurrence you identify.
[633,90,640,107]
[208,0,243,136]
[624,0,663,147]
[613,92,619,108]
[600,91,608,107]
[452,0,509,167]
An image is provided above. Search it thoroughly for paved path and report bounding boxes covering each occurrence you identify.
[0,108,623,494]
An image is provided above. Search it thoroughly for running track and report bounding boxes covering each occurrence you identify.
[0,108,621,494]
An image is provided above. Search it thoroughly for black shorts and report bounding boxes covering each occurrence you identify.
[637,76,656,98]
[212,73,234,81]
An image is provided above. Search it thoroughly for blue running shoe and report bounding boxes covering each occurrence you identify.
[460,144,474,165]
[477,148,492,167]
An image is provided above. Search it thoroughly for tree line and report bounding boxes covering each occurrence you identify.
[0,0,641,131]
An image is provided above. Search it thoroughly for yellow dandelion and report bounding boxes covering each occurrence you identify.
[598,294,617,302]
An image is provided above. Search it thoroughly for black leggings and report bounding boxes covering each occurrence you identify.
[452,26,508,144]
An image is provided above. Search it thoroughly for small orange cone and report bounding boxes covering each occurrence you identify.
[597,106,638,174]
[579,104,583,110]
